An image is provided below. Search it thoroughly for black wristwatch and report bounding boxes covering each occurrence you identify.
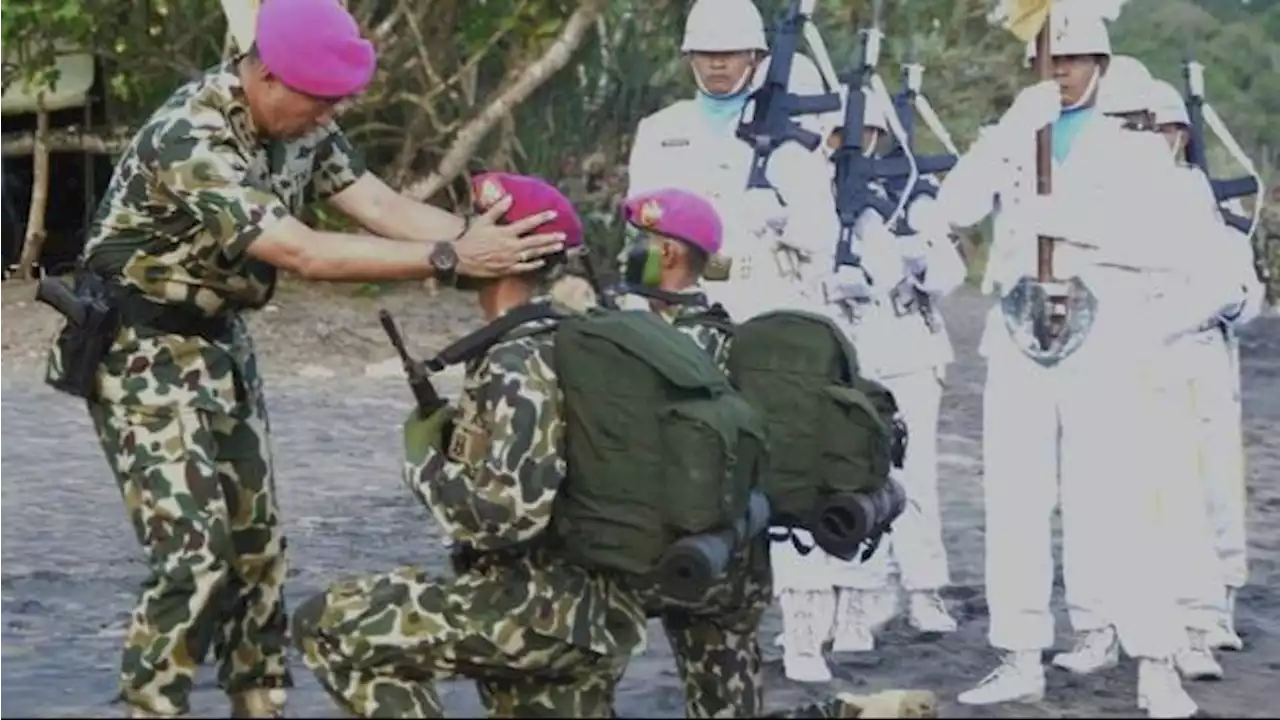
[429,240,459,285]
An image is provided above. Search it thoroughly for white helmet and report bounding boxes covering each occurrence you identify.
[682,0,768,53]
[1023,5,1113,65]
[821,85,892,153]
[1146,78,1190,127]
[1095,55,1153,115]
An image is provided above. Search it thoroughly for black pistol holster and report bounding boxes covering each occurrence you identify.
[38,272,121,400]
[38,269,236,401]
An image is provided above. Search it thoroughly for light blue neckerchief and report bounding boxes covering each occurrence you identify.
[696,90,749,132]
[1051,105,1094,164]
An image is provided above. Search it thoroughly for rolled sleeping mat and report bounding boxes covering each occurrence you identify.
[655,491,771,602]
[812,479,908,561]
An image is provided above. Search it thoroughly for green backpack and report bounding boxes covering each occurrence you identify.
[443,302,769,598]
[679,307,905,560]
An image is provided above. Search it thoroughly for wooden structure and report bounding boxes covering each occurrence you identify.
[2,46,117,279]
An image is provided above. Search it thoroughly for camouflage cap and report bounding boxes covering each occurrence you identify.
[622,188,723,255]
[472,172,584,249]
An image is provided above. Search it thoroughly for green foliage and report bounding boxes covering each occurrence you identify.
[4,0,1277,283]
[1,0,94,93]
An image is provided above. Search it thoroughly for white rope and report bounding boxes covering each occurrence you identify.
[1203,101,1265,240]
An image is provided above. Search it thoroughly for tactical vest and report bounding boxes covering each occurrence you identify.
[675,306,907,561]
[439,302,769,602]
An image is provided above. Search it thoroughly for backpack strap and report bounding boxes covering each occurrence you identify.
[624,285,709,308]
[426,302,566,371]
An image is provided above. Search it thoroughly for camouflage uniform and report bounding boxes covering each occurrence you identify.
[43,62,367,717]
[667,299,733,375]
[292,308,649,718]
[613,298,769,719]
[647,300,928,720]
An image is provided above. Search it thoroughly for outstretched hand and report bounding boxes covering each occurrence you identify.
[454,195,566,278]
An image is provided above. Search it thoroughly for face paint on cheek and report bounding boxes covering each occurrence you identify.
[621,231,665,288]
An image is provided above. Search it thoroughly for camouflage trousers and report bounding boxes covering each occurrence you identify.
[643,536,773,718]
[293,565,628,718]
[88,395,290,716]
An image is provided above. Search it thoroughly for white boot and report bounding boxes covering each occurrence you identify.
[1137,658,1198,718]
[907,590,957,634]
[778,589,835,683]
[1051,625,1120,675]
[832,588,876,653]
[1207,587,1244,651]
[957,651,1046,705]
[1175,629,1224,681]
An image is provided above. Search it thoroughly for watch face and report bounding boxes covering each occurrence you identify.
[431,243,458,271]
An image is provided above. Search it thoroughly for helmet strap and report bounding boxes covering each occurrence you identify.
[1068,64,1102,112]
[692,58,755,98]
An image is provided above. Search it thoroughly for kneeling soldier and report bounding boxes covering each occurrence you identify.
[293,173,647,718]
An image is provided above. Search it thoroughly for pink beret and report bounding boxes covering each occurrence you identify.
[623,189,723,255]
[472,172,584,249]
[256,0,377,99]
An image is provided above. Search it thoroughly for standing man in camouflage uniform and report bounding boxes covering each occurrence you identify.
[626,0,844,684]
[616,188,770,718]
[44,1,568,717]
[292,173,648,718]
[616,189,734,369]
[611,189,940,720]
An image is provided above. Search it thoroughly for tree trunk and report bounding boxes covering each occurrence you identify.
[402,0,604,202]
[16,108,52,279]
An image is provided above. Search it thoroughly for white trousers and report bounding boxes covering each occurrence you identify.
[1060,332,1237,633]
[1189,333,1249,589]
[980,335,1183,659]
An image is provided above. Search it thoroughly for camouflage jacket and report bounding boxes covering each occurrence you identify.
[648,298,773,620]
[402,305,648,657]
[48,62,366,412]
[663,298,734,374]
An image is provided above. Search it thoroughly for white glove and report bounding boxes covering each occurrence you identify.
[996,80,1061,137]
[743,187,788,240]
[822,266,873,304]
[1022,193,1088,245]
[1218,298,1248,325]
[898,234,930,263]
[902,254,928,282]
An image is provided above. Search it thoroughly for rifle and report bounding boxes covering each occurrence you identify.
[830,0,909,272]
[736,0,842,192]
[380,300,573,419]
[1181,57,1264,237]
[882,44,960,235]
[579,247,619,310]
[379,311,447,419]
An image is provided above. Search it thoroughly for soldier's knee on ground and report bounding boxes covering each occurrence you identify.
[289,592,327,653]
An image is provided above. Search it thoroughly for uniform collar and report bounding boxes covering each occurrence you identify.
[210,60,265,149]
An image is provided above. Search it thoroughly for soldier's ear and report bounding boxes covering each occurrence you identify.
[242,53,275,85]
[659,239,682,270]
